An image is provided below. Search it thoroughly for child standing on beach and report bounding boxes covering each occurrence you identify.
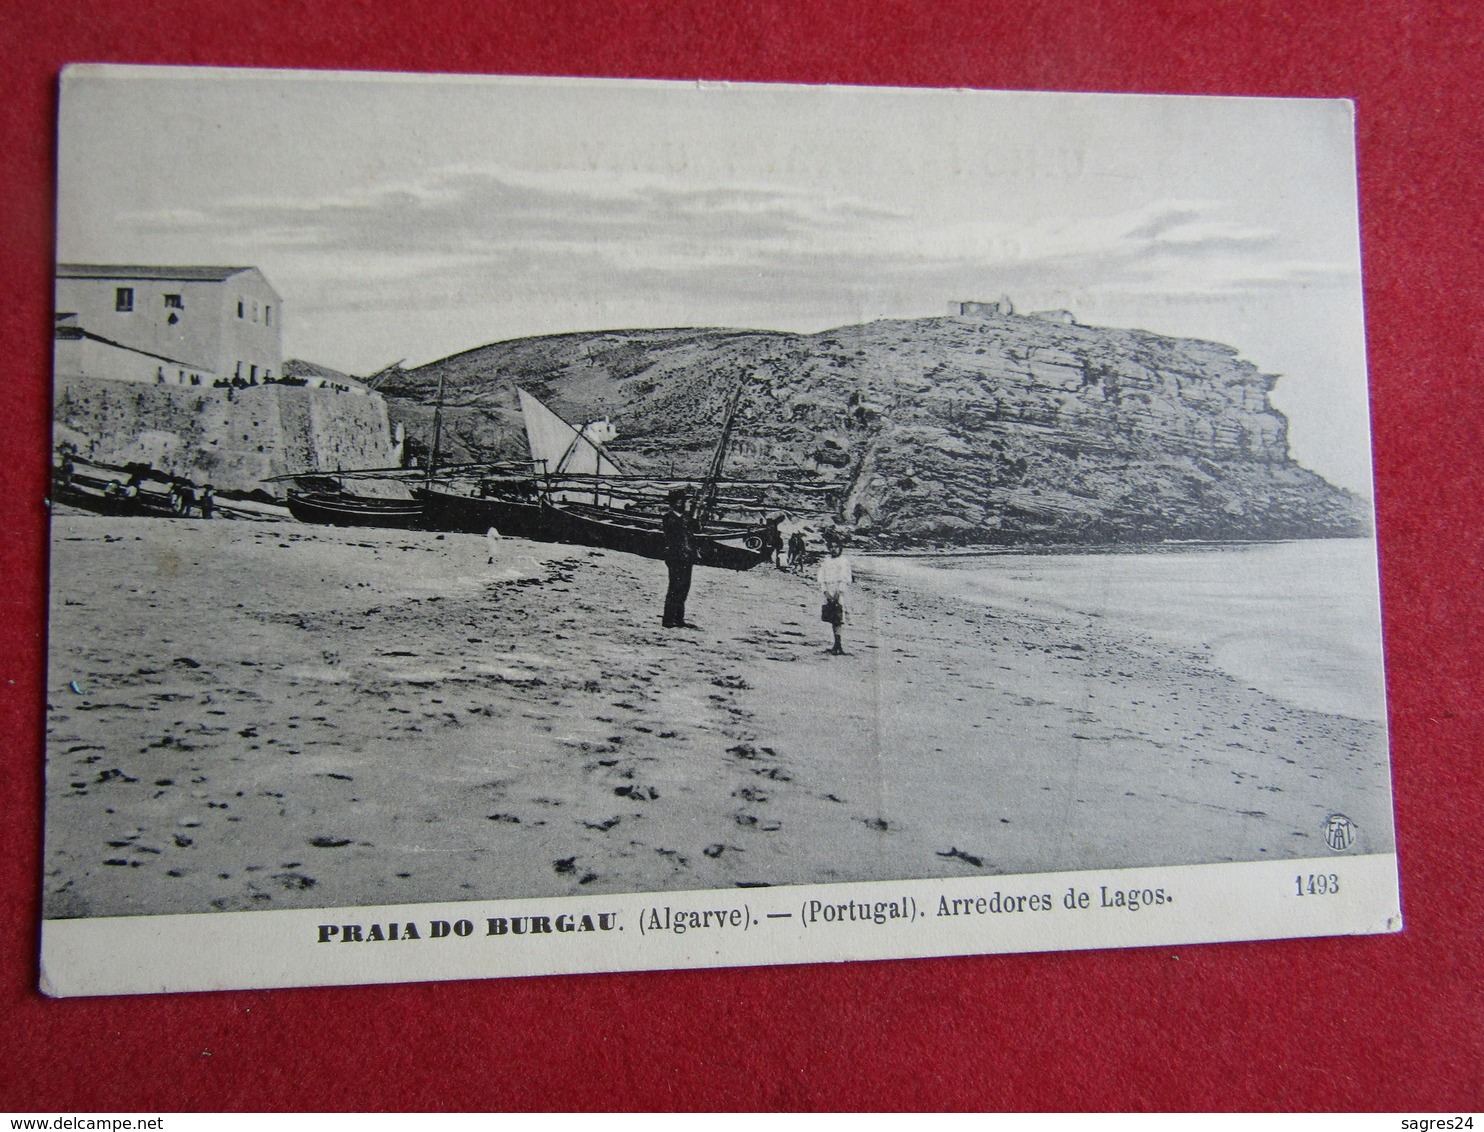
[818,531,852,655]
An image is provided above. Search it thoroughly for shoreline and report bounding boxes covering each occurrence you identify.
[44,515,1394,919]
[855,534,1375,559]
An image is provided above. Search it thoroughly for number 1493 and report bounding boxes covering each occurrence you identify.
[1296,873,1340,896]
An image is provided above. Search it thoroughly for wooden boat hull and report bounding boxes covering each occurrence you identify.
[550,501,771,571]
[418,487,551,540]
[420,487,770,570]
[53,465,190,518]
[285,490,424,528]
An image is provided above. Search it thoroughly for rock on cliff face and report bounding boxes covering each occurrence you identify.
[383,314,1372,547]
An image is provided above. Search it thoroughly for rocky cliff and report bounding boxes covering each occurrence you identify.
[379,313,1371,548]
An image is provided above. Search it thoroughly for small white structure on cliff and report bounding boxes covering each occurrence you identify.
[948,296,1016,318]
[55,264,282,386]
[948,297,1080,326]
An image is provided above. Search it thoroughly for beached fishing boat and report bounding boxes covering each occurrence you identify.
[418,478,550,538]
[422,387,783,570]
[284,482,425,528]
[550,497,773,569]
[52,456,207,518]
[269,364,447,532]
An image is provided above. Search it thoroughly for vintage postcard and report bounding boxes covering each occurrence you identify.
[41,66,1398,996]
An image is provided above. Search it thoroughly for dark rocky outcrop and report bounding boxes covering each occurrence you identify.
[381,313,1371,548]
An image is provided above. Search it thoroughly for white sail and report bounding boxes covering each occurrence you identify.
[517,389,624,506]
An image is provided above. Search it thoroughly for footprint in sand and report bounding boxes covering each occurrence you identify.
[733,813,781,831]
[936,846,984,867]
[613,785,659,801]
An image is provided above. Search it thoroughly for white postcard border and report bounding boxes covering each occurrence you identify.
[40,853,1400,997]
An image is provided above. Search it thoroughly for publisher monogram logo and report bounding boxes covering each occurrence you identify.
[1324,814,1357,852]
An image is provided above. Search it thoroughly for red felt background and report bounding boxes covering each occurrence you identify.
[2,0,1480,1112]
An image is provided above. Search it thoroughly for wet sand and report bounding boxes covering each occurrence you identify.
[43,515,1394,919]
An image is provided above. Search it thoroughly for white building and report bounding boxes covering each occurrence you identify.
[55,264,283,385]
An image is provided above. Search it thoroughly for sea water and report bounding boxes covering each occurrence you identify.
[865,539,1388,723]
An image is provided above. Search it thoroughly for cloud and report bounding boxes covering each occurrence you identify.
[1125,206,1211,240]
[116,168,1352,347]
[126,165,902,263]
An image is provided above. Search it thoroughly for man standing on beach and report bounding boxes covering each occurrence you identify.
[662,488,699,630]
[788,529,806,572]
[764,515,784,569]
[818,530,852,655]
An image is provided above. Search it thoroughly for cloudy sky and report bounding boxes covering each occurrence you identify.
[57,67,1374,494]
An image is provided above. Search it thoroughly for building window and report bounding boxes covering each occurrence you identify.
[264,305,272,327]
[163,294,184,309]
[115,287,133,312]
[251,302,259,322]
[237,300,244,318]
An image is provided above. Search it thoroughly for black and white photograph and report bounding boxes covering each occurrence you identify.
[41,67,1398,995]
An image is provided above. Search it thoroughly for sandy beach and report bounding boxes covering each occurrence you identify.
[43,514,1394,920]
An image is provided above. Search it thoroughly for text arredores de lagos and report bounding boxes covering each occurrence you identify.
[313,884,1174,945]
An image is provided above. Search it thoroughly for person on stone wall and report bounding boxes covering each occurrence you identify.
[661,488,699,630]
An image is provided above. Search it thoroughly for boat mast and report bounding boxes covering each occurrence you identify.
[697,369,751,524]
[424,370,447,492]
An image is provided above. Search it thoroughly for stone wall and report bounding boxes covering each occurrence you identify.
[53,374,400,494]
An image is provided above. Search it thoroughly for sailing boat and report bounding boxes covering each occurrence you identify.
[422,386,780,570]
[416,389,561,539]
[281,472,425,528]
[274,368,437,529]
